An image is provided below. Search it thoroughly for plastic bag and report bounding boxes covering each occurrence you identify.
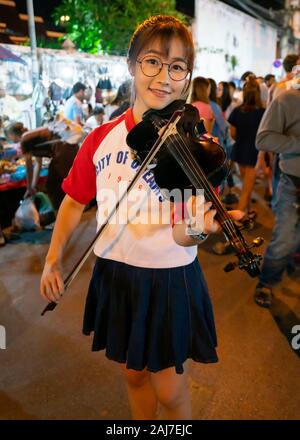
[34,192,55,226]
[14,198,40,231]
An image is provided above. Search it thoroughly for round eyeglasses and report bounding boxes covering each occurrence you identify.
[136,55,190,81]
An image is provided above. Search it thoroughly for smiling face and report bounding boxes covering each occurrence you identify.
[129,37,190,123]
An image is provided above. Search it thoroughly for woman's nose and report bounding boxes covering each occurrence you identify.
[156,64,170,83]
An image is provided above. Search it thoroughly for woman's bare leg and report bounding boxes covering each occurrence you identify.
[120,365,158,420]
[150,364,191,420]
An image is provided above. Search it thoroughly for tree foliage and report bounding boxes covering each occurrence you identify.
[53,0,186,54]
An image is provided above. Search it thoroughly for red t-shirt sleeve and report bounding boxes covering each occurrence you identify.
[62,130,98,204]
[62,112,131,205]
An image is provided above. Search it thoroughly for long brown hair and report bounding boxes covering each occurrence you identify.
[241,75,262,112]
[190,76,210,104]
[208,78,217,103]
[127,15,194,95]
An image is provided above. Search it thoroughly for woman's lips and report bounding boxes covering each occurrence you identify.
[149,88,171,98]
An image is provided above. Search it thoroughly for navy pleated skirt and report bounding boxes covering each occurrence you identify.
[83,257,218,374]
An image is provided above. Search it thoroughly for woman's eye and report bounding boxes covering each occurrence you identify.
[145,58,160,66]
[171,63,185,72]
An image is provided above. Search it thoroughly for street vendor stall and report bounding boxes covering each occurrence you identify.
[0,147,48,227]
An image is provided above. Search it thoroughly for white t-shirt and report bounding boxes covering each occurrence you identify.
[84,115,101,130]
[62,108,197,268]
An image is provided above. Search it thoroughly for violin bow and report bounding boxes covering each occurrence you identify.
[41,112,182,315]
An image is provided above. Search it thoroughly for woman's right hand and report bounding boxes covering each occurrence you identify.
[40,260,64,303]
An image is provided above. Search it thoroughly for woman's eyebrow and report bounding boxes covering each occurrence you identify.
[142,49,186,62]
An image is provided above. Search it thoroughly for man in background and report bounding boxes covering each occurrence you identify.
[254,80,300,308]
[63,82,86,125]
[272,54,300,100]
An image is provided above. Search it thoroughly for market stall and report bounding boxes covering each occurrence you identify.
[0,44,130,129]
[0,146,48,228]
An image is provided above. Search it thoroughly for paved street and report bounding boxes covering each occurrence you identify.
[0,182,299,420]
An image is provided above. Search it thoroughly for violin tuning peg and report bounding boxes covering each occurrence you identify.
[223,261,237,272]
[251,237,264,248]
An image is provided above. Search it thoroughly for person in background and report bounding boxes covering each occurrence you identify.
[264,73,276,90]
[109,80,132,120]
[208,78,227,148]
[0,122,27,245]
[20,117,84,211]
[228,75,265,220]
[258,57,300,211]
[264,74,276,107]
[63,82,87,125]
[84,106,105,132]
[256,76,268,108]
[228,81,242,110]
[240,71,268,108]
[4,121,26,150]
[216,81,232,119]
[273,53,300,100]
[83,103,93,121]
[254,84,300,308]
[211,80,238,207]
[190,76,214,133]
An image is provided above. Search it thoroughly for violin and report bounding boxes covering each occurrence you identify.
[126,100,263,278]
[41,100,263,315]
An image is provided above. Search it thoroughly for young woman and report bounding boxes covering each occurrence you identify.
[190,76,215,133]
[40,15,241,420]
[217,81,232,119]
[228,75,265,218]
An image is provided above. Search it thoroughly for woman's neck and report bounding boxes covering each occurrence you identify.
[133,103,148,124]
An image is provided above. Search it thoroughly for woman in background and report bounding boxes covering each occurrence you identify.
[190,76,214,133]
[208,78,227,148]
[228,75,265,221]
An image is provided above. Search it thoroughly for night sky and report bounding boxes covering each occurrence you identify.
[14,0,285,24]
[14,0,62,22]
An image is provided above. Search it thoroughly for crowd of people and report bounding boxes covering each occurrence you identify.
[187,54,300,308]
[0,13,299,420]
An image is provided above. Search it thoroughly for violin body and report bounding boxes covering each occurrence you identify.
[127,100,263,278]
[127,101,229,196]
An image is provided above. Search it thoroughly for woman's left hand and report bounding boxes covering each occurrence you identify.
[187,195,244,235]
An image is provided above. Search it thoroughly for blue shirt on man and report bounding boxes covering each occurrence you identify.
[64,95,84,122]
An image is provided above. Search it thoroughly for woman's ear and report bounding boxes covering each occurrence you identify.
[127,59,135,77]
[181,78,191,100]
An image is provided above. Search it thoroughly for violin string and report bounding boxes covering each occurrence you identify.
[168,133,240,241]
[155,120,236,233]
[153,118,239,240]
